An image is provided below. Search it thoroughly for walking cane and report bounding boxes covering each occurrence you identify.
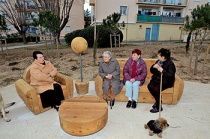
[159,73,163,118]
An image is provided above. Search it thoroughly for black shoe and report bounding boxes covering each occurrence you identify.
[103,98,108,104]
[150,107,163,113]
[110,99,115,109]
[126,100,132,108]
[53,105,59,111]
[131,100,137,109]
[152,103,156,109]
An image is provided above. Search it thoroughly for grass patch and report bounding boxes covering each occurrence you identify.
[11,67,21,70]
[8,62,20,66]
[68,59,76,62]
[2,78,15,85]
[71,66,78,71]
[116,54,126,57]
[151,54,157,59]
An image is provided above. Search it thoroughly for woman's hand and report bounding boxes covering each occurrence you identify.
[130,78,135,82]
[153,64,160,69]
[153,64,163,73]
[157,67,163,73]
[105,74,112,79]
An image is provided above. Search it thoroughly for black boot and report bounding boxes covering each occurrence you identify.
[53,105,59,111]
[103,98,108,104]
[126,100,132,108]
[152,103,156,109]
[150,107,163,113]
[131,100,137,109]
[110,99,115,109]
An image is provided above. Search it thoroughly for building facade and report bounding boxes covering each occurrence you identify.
[90,0,210,42]
[0,0,84,39]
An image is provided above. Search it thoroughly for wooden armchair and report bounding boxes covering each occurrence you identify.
[15,66,74,115]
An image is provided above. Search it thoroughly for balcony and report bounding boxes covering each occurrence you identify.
[137,0,187,6]
[137,15,184,24]
[89,0,95,6]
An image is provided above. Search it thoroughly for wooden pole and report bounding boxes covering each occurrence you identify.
[159,73,163,118]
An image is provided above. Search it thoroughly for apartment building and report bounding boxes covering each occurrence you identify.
[0,0,84,39]
[90,0,210,41]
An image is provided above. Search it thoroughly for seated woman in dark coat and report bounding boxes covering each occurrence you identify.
[99,51,123,109]
[148,48,176,113]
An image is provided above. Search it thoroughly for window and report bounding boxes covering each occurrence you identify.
[208,0,210,2]
[0,0,6,3]
[120,6,127,15]
[1,11,8,18]
[66,26,70,32]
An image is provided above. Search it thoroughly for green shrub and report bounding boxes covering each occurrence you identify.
[64,25,123,48]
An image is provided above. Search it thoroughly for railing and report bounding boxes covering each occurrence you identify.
[137,15,184,23]
[137,0,187,6]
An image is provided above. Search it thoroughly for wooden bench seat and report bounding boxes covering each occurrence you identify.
[94,58,184,104]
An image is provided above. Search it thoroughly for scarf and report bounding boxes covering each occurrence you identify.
[132,61,137,78]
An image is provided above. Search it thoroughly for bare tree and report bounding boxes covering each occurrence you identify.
[184,4,210,75]
[32,0,75,44]
[0,0,31,44]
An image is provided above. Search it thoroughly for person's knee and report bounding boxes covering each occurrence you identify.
[125,81,132,87]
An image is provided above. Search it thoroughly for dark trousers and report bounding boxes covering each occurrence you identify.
[147,80,170,109]
[40,83,64,108]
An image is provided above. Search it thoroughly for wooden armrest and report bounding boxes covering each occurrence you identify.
[15,79,41,114]
[94,75,104,98]
[54,73,74,97]
[172,75,184,104]
[15,79,37,97]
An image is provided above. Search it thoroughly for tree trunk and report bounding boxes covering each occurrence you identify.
[22,33,27,44]
[194,49,199,75]
[93,36,98,66]
[188,34,195,74]
[0,41,5,56]
[57,31,61,44]
[44,34,50,58]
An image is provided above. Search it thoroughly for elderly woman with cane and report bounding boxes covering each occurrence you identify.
[99,51,123,109]
[148,48,176,113]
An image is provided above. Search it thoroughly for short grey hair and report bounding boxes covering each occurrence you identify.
[102,51,112,58]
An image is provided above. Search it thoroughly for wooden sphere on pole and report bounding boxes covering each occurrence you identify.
[71,37,88,54]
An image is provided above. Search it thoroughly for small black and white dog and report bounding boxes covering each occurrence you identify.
[144,117,169,138]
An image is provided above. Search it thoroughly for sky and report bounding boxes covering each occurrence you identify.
[84,0,91,11]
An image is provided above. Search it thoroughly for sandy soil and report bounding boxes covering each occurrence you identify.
[0,42,209,88]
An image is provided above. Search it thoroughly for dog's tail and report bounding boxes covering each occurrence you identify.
[144,124,148,129]
[4,102,15,109]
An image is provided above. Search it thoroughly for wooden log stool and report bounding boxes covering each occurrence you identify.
[58,95,108,136]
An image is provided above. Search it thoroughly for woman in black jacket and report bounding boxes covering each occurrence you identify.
[148,48,176,113]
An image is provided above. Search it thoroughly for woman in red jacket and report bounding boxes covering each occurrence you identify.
[123,49,147,109]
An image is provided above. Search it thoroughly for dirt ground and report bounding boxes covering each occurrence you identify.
[0,42,209,88]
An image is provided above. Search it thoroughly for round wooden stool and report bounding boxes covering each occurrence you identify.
[58,95,108,136]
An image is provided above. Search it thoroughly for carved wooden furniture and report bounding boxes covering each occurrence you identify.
[15,66,74,115]
[95,58,184,104]
[59,95,108,136]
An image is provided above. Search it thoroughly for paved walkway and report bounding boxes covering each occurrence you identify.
[0,81,210,139]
